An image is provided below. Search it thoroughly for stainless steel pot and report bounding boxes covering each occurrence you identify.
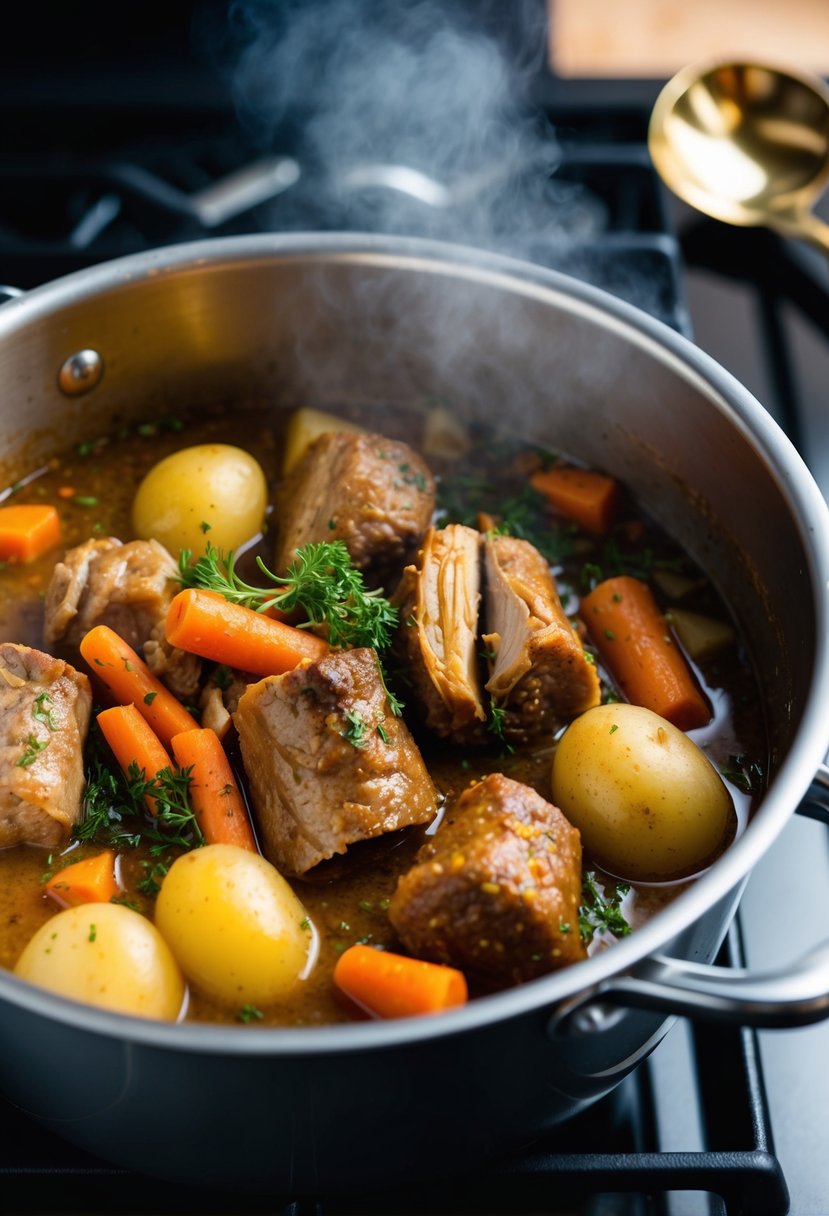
[0,234,828,1194]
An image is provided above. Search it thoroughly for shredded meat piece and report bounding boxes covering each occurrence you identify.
[394,524,487,743]
[43,536,201,699]
[483,534,600,743]
[389,772,586,984]
[0,643,91,849]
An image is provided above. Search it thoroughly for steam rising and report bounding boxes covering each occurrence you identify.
[222,0,607,252]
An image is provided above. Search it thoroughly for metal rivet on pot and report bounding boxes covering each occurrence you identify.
[58,349,103,396]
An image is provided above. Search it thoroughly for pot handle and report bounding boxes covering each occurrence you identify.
[552,766,829,1036]
[551,939,829,1035]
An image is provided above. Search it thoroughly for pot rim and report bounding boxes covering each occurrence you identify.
[1,231,828,1053]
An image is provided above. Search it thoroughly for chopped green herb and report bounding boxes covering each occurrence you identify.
[237,1004,264,1023]
[342,710,369,749]
[487,703,514,753]
[32,692,57,731]
[74,726,201,867]
[213,664,232,691]
[579,872,631,945]
[76,439,105,458]
[143,692,157,705]
[17,735,49,767]
[376,721,389,744]
[200,520,212,534]
[720,754,765,794]
[609,723,618,734]
[88,924,97,943]
[73,495,99,507]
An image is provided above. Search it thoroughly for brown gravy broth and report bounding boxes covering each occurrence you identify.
[0,402,766,1026]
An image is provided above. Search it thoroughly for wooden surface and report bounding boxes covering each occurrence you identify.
[549,0,829,78]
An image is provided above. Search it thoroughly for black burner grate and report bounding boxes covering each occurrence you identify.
[0,928,788,1216]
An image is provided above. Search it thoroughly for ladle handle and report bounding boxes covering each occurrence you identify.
[771,210,829,255]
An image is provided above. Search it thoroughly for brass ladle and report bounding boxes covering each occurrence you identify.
[648,59,829,252]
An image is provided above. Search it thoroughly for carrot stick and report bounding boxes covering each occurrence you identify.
[531,465,620,534]
[579,575,711,731]
[45,849,119,908]
[333,944,468,1019]
[0,504,61,561]
[170,727,258,852]
[96,704,173,814]
[80,624,198,748]
[165,588,328,676]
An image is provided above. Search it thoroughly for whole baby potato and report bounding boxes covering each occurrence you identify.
[551,703,734,882]
[14,903,185,1020]
[154,844,316,1007]
[132,443,267,557]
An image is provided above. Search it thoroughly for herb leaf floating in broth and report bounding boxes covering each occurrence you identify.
[578,872,632,945]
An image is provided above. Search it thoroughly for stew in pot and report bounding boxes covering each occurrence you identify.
[0,400,766,1025]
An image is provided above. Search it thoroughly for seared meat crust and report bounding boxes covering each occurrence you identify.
[234,647,438,877]
[273,432,436,588]
[43,536,200,699]
[389,773,586,984]
[0,643,92,848]
[483,535,600,743]
[394,525,487,743]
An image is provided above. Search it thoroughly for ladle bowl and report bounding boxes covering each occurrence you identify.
[648,59,829,252]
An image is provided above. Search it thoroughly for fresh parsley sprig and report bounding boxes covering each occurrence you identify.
[75,729,202,860]
[579,871,631,945]
[178,541,398,654]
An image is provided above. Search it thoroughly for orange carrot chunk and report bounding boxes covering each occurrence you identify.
[165,588,329,677]
[170,727,258,852]
[333,944,468,1019]
[96,704,173,815]
[0,504,61,562]
[579,575,711,731]
[531,465,620,534]
[80,625,198,748]
[45,849,119,908]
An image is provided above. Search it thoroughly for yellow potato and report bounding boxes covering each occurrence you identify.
[154,844,316,1007]
[282,407,364,475]
[551,703,734,882]
[132,444,267,557]
[14,903,185,1020]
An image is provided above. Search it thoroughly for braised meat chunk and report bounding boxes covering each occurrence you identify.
[43,536,200,699]
[273,432,436,588]
[0,643,92,848]
[234,647,439,876]
[389,773,586,984]
[483,534,600,743]
[394,525,487,743]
